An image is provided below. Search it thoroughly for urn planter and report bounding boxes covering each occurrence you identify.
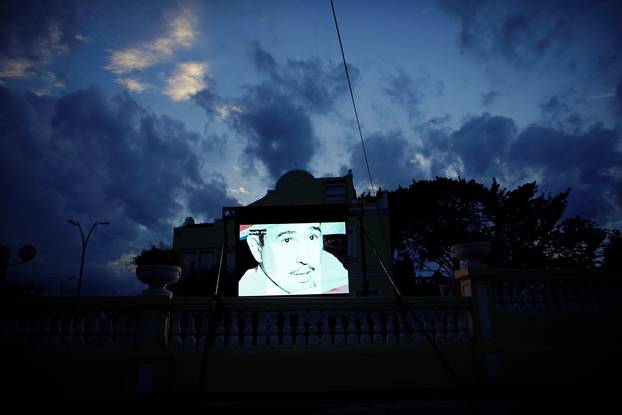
[451,241,491,268]
[136,265,181,297]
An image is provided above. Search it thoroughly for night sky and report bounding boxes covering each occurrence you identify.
[1,0,621,295]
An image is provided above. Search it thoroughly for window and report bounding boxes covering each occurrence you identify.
[324,181,346,203]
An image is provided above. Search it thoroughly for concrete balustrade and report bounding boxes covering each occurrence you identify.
[1,268,621,398]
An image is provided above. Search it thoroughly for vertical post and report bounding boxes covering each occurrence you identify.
[358,213,369,296]
[455,264,498,386]
[135,295,172,394]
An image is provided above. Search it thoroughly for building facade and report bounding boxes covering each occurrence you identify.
[172,170,393,296]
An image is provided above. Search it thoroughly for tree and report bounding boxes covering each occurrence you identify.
[388,177,609,278]
[389,178,491,277]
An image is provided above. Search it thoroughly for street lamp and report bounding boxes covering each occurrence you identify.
[0,244,37,290]
[68,219,110,297]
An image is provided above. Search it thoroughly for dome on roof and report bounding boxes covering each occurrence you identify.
[275,170,315,190]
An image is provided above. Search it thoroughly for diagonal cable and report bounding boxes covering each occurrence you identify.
[330,0,376,196]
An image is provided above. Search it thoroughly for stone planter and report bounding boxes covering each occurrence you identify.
[451,241,491,268]
[136,265,181,297]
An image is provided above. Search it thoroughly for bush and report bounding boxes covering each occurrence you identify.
[132,243,184,267]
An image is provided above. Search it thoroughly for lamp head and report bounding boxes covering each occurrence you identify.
[18,245,36,262]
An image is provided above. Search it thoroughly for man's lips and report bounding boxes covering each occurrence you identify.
[290,267,315,276]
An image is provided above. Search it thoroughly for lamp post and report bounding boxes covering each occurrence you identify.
[68,220,109,297]
[0,244,37,290]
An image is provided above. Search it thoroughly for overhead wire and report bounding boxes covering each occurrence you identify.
[330,0,376,197]
[330,1,477,412]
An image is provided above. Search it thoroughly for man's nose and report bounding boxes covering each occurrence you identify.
[296,243,310,264]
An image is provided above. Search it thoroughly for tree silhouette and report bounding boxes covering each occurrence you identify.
[387,177,612,278]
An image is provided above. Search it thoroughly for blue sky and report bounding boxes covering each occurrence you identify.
[1,0,621,295]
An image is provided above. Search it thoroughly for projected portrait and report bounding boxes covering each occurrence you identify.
[238,222,349,296]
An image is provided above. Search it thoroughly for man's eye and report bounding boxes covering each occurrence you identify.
[309,235,317,240]
[282,238,292,243]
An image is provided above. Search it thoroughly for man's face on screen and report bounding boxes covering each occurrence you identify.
[259,223,323,293]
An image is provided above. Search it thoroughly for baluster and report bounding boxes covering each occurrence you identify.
[408,312,422,345]
[256,312,268,346]
[282,312,293,346]
[456,311,465,342]
[307,312,320,345]
[434,310,447,343]
[101,312,114,345]
[295,311,307,346]
[445,310,457,343]
[197,313,209,349]
[268,312,279,346]
[386,312,397,344]
[213,313,225,347]
[228,312,239,347]
[359,312,371,345]
[397,313,410,343]
[183,312,197,350]
[320,315,332,345]
[346,312,358,345]
[334,312,345,345]
[371,312,383,344]
[170,312,182,349]
[242,311,254,346]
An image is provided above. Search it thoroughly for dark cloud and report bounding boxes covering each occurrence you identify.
[344,130,421,191]
[0,85,236,295]
[481,90,500,107]
[232,89,317,179]
[246,42,355,114]
[196,42,356,180]
[538,95,583,133]
[438,0,577,68]
[451,113,516,178]
[0,0,79,79]
[508,124,622,222]
[383,69,443,121]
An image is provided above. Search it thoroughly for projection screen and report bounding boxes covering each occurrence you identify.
[238,222,349,296]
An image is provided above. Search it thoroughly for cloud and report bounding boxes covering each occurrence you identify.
[344,130,421,191]
[195,42,355,180]
[383,69,443,121]
[164,61,209,101]
[232,90,318,179]
[451,113,516,178]
[246,41,354,114]
[105,2,199,74]
[508,123,622,223]
[116,77,152,93]
[437,0,575,68]
[0,85,236,295]
[538,95,583,133]
[0,0,78,85]
[481,90,500,107]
